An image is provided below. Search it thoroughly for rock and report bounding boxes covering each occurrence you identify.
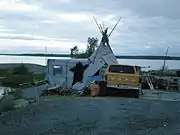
[14,99,29,109]
[0,87,15,96]
[0,95,14,112]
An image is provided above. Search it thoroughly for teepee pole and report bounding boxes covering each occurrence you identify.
[108,17,121,37]
[93,16,103,34]
[99,24,104,33]
[102,21,105,30]
[91,16,121,64]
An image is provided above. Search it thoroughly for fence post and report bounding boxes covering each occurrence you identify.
[36,87,40,104]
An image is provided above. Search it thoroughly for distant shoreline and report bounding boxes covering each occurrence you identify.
[1,53,180,60]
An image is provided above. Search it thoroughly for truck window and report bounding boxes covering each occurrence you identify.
[109,65,135,74]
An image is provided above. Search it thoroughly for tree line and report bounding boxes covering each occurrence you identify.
[70,37,99,58]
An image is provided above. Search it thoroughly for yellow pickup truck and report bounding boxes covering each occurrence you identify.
[104,64,142,98]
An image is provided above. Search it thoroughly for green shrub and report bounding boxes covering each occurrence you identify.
[0,69,9,76]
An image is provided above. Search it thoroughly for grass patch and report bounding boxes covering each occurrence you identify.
[0,74,45,88]
[0,64,46,88]
[1,75,33,88]
[33,73,46,82]
[0,69,9,77]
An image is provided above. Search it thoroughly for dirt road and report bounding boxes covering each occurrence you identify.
[0,97,180,135]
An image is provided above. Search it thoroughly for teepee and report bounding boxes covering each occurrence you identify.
[83,16,121,82]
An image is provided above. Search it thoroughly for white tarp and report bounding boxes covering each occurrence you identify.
[102,53,118,64]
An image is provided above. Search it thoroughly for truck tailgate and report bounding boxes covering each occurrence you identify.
[106,73,140,86]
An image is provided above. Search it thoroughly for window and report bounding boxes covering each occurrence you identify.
[53,65,63,75]
[109,65,135,74]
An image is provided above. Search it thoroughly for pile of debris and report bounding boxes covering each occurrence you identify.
[141,75,169,90]
[41,81,107,97]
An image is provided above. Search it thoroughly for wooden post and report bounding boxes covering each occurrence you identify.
[36,88,40,104]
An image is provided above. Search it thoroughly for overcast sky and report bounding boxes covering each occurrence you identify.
[0,0,180,56]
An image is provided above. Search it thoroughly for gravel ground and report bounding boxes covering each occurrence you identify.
[0,97,180,135]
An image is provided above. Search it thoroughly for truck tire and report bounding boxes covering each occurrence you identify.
[133,90,139,98]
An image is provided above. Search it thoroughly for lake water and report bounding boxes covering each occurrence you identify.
[0,55,180,70]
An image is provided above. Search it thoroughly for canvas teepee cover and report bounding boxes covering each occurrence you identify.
[82,17,121,82]
[83,41,118,80]
[83,35,120,82]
